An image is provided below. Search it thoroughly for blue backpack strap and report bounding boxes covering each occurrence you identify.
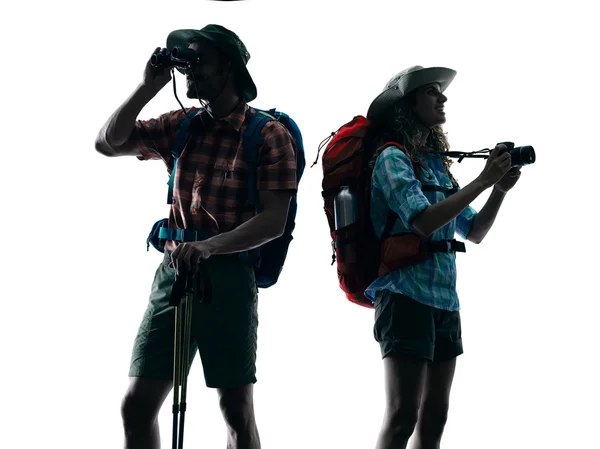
[158,227,216,242]
[167,107,201,204]
[270,110,306,180]
[243,109,277,208]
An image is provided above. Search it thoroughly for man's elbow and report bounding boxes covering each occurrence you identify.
[260,212,287,239]
[271,217,287,239]
[95,135,115,157]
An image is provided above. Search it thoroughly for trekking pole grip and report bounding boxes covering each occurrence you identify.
[184,263,199,295]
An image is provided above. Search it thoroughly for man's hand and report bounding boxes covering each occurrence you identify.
[169,240,214,275]
[494,167,521,193]
[142,47,173,94]
[167,190,293,273]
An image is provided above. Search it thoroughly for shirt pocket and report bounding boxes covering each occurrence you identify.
[213,160,251,205]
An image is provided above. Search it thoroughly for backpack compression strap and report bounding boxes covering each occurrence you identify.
[243,109,278,209]
[166,107,201,205]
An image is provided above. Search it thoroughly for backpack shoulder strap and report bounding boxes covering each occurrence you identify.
[167,107,201,204]
[243,109,277,209]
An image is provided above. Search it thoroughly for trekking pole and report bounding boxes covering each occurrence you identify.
[171,263,199,449]
[172,292,183,449]
[178,264,196,449]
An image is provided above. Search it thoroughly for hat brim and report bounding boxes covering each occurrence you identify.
[166,29,257,103]
[366,67,456,121]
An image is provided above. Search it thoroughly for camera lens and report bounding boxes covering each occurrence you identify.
[511,145,536,167]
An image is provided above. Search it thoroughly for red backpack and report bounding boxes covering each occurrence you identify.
[318,116,428,308]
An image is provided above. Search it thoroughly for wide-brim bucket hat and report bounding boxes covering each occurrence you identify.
[367,65,457,121]
[167,24,257,103]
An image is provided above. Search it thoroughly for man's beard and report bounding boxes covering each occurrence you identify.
[186,81,209,100]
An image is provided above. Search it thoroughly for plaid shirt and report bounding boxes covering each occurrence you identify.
[131,102,297,250]
[365,146,478,311]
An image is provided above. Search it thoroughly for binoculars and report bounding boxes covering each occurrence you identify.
[495,142,536,167]
[150,47,199,72]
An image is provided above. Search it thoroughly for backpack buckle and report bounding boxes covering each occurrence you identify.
[447,239,466,253]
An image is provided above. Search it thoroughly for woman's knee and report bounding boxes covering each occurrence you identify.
[418,400,450,435]
[386,405,420,437]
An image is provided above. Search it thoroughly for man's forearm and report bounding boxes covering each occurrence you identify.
[205,213,284,256]
[98,83,158,148]
[468,187,507,243]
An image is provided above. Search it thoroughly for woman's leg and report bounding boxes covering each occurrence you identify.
[411,308,463,449]
[375,354,428,449]
[373,291,437,449]
[411,357,457,449]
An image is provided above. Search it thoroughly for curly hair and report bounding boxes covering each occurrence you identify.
[367,92,459,188]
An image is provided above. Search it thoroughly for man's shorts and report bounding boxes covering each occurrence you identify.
[373,290,463,362]
[129,251,259,389]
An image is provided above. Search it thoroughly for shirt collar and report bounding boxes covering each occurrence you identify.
[197,101,248,132]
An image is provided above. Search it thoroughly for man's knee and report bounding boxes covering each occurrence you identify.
[218,384,255,433]
[121,377,172,428]
[121,394,152,432]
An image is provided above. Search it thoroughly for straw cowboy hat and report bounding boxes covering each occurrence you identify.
[367,65,457,121]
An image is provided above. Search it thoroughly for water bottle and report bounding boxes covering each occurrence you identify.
[334,185,358,230]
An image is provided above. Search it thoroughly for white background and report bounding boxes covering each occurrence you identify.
[2,1,598,448]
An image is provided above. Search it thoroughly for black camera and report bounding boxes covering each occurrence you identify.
[495,142,536,167]
[150,47,199,72]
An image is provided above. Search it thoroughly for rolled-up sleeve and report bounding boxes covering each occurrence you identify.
[131,109,188,166]
[257,121,297,192]
[456,201,478,240]
[373,146,430,230]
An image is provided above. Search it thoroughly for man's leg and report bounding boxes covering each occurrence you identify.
[121,378,173,449]
[217,384,261,449]
[194,255,260,449]
[373,292,437,449]
[124,251,198,449]
[411,309,463,449]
